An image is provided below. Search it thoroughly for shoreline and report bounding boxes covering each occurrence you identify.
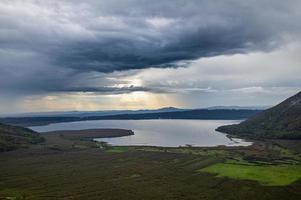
[43,128,134,140]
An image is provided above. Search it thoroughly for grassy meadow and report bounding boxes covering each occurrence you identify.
[200,163,301,186]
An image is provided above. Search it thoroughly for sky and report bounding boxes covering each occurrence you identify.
[0,0,301,113]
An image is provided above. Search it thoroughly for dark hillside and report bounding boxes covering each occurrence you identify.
[217,91,301,139]
[0,123,44,152]
[85,109,260,120]
[0,109,261,127]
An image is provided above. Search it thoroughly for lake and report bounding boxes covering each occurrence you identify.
[31,119,252,147]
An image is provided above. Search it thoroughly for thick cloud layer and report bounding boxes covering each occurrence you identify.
[2,0,301,73]
[0,0,301,112]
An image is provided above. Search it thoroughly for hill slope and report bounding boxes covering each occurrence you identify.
[0,123,44,152]
[0,109,261,127]
[85,109,260,120]
[217,91,301,139]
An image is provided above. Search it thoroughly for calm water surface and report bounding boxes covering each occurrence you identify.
[31,119,252,147]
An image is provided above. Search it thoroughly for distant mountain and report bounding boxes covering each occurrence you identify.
[0,109,261,127]
[1,106,268,118]
[0,123,44,152]
[1,107,187,118]
[84,109,260,121]
[206,106,271,110]
[217,91,301,139]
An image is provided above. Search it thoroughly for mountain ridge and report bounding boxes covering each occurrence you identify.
[0,106,267,118]
[0,109,261,127]
[217,91,301,139]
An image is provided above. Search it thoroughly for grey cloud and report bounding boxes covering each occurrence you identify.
[53,0,301,72]
[1,0,301,74]
[0,0,301,111]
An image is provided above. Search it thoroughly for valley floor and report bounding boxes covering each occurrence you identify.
[0,133,301,200]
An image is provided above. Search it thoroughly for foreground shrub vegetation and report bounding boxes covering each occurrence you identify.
[0,127,301,199]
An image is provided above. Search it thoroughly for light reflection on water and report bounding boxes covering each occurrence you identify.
[31,119,252,147]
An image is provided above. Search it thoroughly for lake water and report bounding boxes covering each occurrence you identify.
[31,119,252,147]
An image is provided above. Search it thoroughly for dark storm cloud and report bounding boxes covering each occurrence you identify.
[51,0,301,72]
[0,0,300,96]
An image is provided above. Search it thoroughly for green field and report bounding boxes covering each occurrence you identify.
[200,163,301,186]
[105,146,129,153]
